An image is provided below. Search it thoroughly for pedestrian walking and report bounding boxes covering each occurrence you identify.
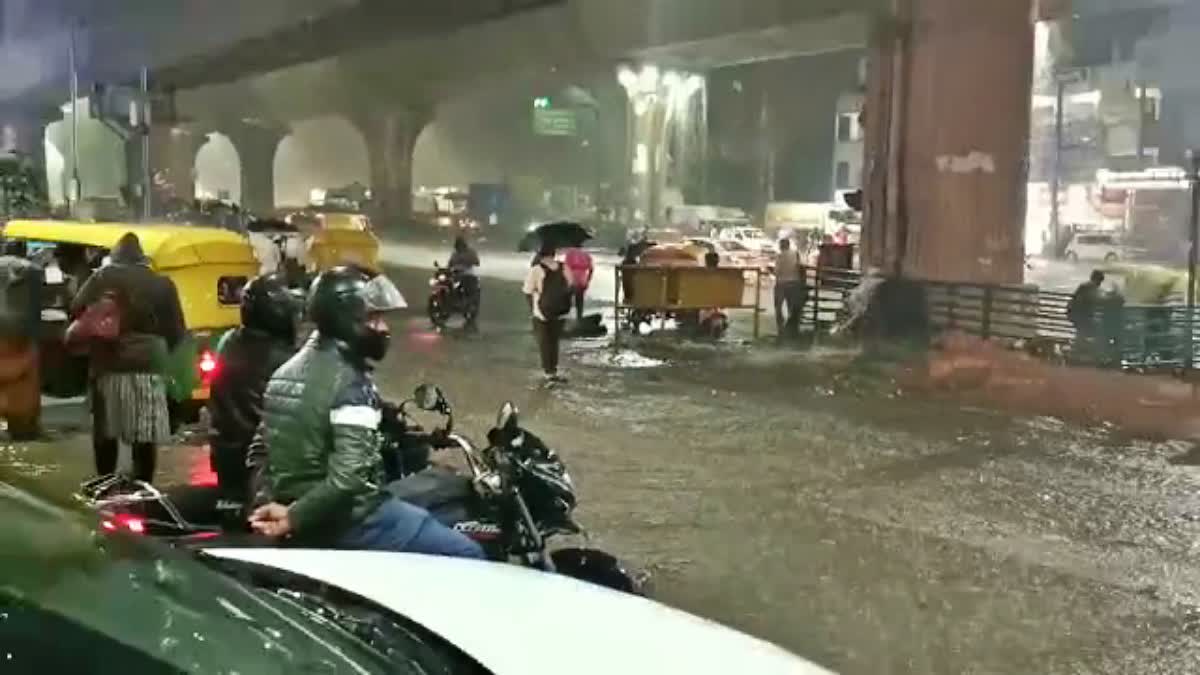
[523,242,572,382]
[563,246,594,321]
[773,238,806,339]
[70,232,186,483]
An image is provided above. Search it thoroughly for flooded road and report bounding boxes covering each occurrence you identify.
[8,242,1200,673]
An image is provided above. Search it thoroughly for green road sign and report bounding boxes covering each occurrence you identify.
[533,108,577,136]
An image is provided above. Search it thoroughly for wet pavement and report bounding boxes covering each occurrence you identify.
[7,242,1200,674]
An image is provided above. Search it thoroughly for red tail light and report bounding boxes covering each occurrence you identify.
[101,513,146,535]
[198,350,219,384]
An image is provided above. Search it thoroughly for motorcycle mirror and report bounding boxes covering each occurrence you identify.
[414,383,445,412]
[496,401,519,431]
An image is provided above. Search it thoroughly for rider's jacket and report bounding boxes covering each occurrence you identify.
[208,326,292,454]
[251,331,388,542]
[208,327,293,491]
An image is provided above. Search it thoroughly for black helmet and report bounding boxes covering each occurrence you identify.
[308,266,406,362]
[241,274,300,344]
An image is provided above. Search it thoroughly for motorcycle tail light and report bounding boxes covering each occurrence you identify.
[198,350,219,384]
[102,513,146,535]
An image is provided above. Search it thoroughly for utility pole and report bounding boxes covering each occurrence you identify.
[69,23,81,215]
[1051,76,1065,258]
[1137,82,1148,166]
[140,66,151,220]
[1187,151,1199,372]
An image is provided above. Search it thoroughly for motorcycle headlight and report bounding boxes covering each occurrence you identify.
[428,278,438,287]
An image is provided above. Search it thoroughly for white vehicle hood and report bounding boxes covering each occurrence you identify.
[203,548,831,675]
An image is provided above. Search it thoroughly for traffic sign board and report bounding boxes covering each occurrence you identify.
[533,108,577,136]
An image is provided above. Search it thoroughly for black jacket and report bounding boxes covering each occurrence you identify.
[209,327,294,453]
[70,234,186,375]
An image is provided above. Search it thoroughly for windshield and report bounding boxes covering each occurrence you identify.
[0,481,432,674]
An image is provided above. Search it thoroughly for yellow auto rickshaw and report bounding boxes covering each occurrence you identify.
[3,220,260,421]
[302,211,381,273]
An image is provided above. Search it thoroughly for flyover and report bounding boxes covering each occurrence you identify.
[21,0,1183,285]
[42,0,880,219]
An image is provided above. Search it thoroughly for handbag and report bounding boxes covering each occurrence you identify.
[64,291,122,348]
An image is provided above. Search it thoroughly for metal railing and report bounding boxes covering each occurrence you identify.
[794,265,1200,374]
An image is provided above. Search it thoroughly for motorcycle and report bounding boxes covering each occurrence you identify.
[426,263,478,331]
[78,384,643,595]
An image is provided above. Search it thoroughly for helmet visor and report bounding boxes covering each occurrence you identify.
[363,274,407,313]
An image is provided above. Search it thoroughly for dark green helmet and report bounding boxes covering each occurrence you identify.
[307,266,406,362]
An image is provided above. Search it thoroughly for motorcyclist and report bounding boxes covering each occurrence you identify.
[247,266,484,559]
[208,274,299,514]
[447,236,480,330]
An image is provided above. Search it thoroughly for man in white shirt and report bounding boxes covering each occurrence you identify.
[773,238,806,338]
[523,242,567,382]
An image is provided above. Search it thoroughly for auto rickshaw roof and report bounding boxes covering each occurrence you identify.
[2,220,257,270]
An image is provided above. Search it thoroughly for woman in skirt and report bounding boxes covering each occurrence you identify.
[72,233,186,483]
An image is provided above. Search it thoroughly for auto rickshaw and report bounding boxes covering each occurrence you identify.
[3,220,260,423]
[287,209,380,274]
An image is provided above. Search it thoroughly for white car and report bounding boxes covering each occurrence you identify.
[208,548,833,675]
[717,227,778,255]
[4,480,833,675]
[1064,232,1123,262]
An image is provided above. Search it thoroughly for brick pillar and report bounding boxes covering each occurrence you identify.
[350,106,430,229]
[223,120,287,215]
[862,0,1034,284]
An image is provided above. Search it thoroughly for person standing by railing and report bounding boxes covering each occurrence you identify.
[1067,270,1104,359]
[773,238,805,339]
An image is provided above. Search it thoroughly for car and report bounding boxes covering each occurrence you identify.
[687,237,771,269]
[1064,232,1125,263]
[716,226,778,255]
[0,477,833,675]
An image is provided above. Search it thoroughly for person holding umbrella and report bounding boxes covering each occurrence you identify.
[524,241,573,383]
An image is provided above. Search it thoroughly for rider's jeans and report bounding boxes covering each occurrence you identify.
[339,497,485,559]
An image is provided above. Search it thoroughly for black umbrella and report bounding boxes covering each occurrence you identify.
[533,221,592,249]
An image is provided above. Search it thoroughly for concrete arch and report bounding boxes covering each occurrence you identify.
[194,132,242,204]
[412,75,607,191]
[273,115,368,208]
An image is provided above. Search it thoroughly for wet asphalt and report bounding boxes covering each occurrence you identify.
[8,240,1200,674]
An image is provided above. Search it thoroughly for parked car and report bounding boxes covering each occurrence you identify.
[0,476,832,675]
[1064,232,1125,262]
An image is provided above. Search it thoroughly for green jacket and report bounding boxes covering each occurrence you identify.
[252,333,387,543]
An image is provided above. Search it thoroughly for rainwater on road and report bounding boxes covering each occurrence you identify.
[7,241,1200,674]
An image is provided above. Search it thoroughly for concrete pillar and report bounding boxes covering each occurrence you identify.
[350,106,430,229]
[150,126,208,205]
[222,120,287,215]
[862,0,1035,284]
